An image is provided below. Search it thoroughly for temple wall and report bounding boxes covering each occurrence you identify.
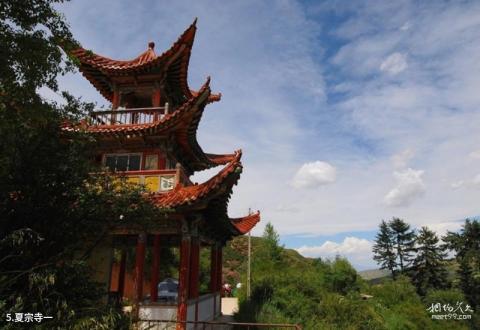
[86,236,113,300]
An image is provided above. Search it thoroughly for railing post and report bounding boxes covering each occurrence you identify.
[165,102,169,115]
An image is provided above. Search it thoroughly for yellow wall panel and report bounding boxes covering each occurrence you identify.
[145,176,160,192]
[126,176,140,185]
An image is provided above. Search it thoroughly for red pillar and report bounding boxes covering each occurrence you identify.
[117,250,127,299]
[152,89,162,121]
[134,233,146,305]
[152,89,162,107]
[150,235,161,302]
[176,235,191,330]
[216,247,223,316]
[112,90,120,109]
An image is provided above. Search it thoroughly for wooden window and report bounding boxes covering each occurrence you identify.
[144,154,159,170]
[104,153,141,171]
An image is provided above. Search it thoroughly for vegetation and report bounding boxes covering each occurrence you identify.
[444,220,480,310]
[389,218,416,273]
[229,221,478,329]
[0,0,164,328]
[411,227,449,296]
[372,220,397,279]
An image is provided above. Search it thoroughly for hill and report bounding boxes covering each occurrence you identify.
[225,234,473,329]
[222,235,314,285]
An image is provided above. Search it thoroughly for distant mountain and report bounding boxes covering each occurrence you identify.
[358,268,391,281]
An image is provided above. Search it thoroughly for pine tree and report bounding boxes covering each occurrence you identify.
[262,222,282,262]
[372,220,398,279]
[444,219,480,308]
[410,227,449,295]
[389,218,416,272]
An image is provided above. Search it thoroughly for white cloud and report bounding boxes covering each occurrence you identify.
[55,1,480,239]
[292,161,337,189]
[469,150,480,159]
[451,180,464,189]
[423,221,463,238]
[380,52,408,74]
[392,148,414,169]
[400,22,411,31]
[297,237,374,269]
[384,168,425,207]
[473,174,480,186]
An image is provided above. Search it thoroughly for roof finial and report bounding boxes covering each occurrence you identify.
[148,41,155,49]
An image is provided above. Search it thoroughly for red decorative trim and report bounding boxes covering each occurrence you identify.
[117,169,176,176]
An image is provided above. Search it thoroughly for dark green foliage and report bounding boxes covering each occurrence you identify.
[0,0,163,328]
[199,247,211,294]
[262,222,282,262]
[230,223,473,329]
[410,227,449,295]
[373,220,398,279]
[324,256,360,295]
[389,218,416,272]
[444,219,480,309]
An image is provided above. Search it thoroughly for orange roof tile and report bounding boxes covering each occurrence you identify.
[150,150,243,208]
[149,150,259,236]
[69,19,220,104]
[230,211,261,234]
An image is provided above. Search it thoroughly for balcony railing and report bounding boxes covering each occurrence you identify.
[89,104,169,126]
[119,169,178,193]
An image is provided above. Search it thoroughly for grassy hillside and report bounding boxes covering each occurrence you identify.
[224,236,476,330]
[223,236,314,285]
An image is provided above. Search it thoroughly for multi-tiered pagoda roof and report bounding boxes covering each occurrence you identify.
[66,19,259,240]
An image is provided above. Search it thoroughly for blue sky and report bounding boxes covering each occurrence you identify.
[52,0,480,270]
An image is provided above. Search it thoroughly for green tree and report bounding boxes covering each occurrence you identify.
[410,227,449,296]
[325,256,359,295]
[262,222,282,262]
[389,218,416,273]
[373,220,398,279]
[0,1,162,328]
[444,219,480,309]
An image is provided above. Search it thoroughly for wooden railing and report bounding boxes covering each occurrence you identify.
[89,104,169,126]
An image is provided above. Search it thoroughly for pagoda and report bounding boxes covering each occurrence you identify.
[67,19,260,327]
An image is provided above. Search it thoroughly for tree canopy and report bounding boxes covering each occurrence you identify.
[0,1,161,328]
